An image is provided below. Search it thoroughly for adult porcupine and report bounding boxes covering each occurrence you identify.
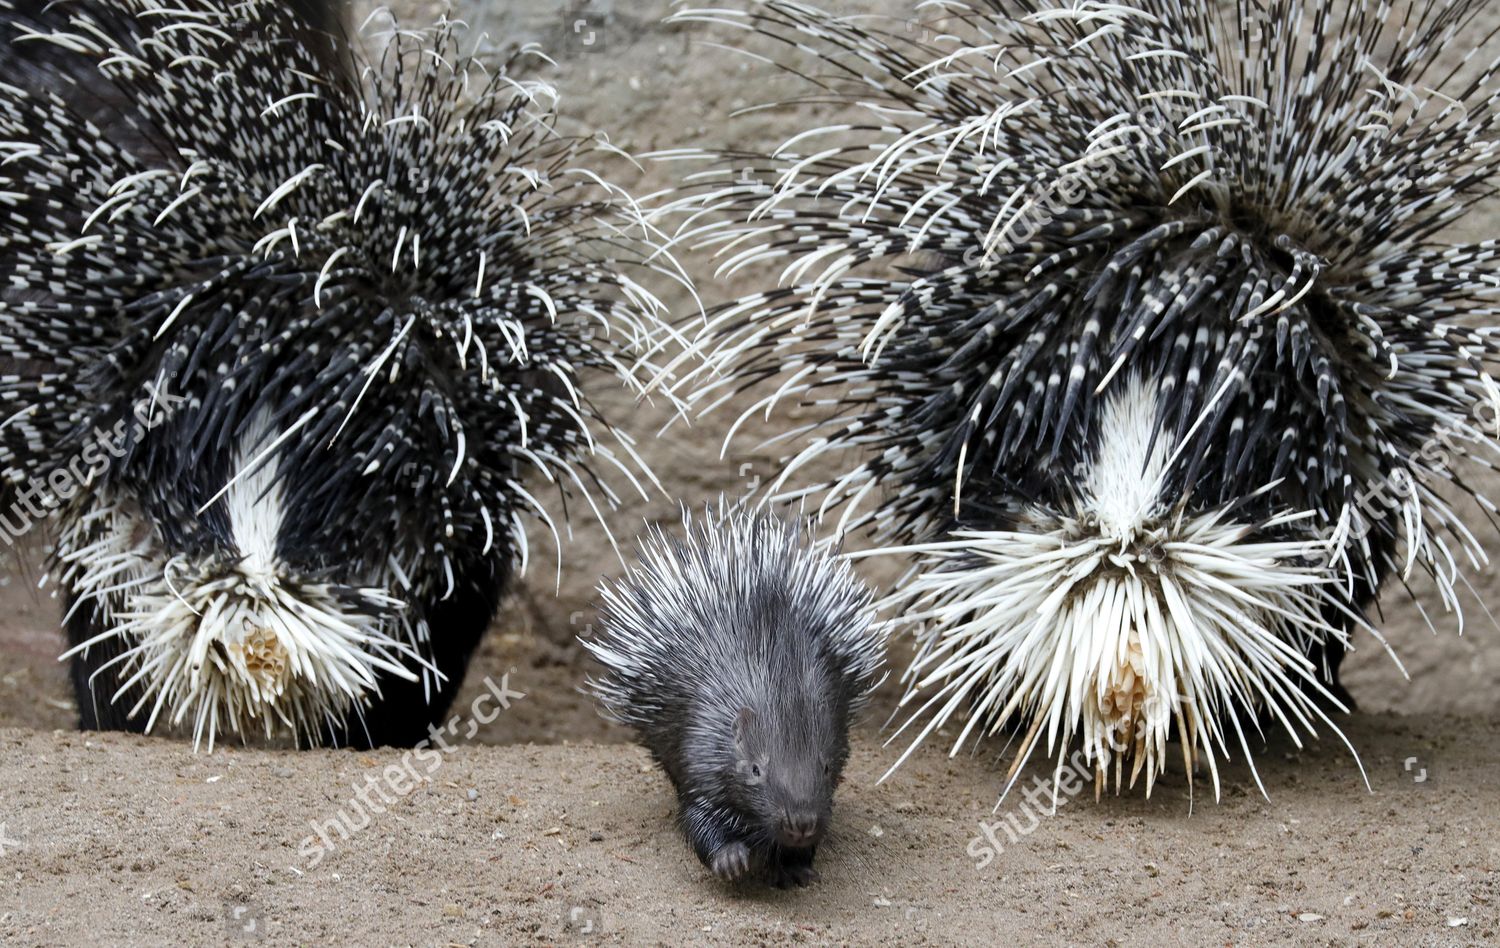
[0,0,677,749]
[582,506,884,886]
[662,0,1500,798]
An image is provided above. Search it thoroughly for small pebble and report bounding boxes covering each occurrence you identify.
[589,832,604,842]
[466,789,478,801]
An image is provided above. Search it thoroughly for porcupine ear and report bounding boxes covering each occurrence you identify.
[733,707,756,753]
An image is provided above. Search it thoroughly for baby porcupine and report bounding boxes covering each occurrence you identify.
[663,0,1500,799]
[583,506,885,887]
[0,0,677,749]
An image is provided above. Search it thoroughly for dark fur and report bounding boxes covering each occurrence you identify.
[663,0,1500,778]
[0,0,664,746]
[657,646,850,888]
[585,509,882,887]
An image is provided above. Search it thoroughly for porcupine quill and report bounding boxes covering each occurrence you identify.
[659,0,1500,802]
[0,0,683,749]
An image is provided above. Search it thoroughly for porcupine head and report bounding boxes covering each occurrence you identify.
[706,686,845,855]
[585,506,883,884]
[0,1,668,749]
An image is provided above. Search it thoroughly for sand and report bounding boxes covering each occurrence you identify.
[3,598,1498,946]
[1,699,1496,945]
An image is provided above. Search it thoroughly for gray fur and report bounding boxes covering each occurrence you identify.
[583,505,884,887]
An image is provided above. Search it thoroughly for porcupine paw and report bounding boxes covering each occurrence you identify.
[768,854,820,888]
[709,842,752,881]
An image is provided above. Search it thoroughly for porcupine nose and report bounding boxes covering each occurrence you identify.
[779,812,820,848]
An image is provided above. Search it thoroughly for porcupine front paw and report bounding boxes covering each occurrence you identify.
[709,842,752,881]
[768,848,820,888]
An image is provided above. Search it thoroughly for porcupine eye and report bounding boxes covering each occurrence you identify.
[735,754,765,785]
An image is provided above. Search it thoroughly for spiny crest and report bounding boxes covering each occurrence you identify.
[0,0,674,562]
[0,0,680,746]
[866,379,1361,801]
[58,489,419,749]
[583,504,885,730]
[662,0,1500,794]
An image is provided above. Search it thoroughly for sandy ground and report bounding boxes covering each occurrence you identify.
[0,710,1496,946]
[2,1,1500,946]
[3,578,1498,946]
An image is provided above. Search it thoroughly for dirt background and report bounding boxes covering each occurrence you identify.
[0,1,1497,945]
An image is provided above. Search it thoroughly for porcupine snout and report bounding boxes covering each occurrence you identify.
[777,810,823,849]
